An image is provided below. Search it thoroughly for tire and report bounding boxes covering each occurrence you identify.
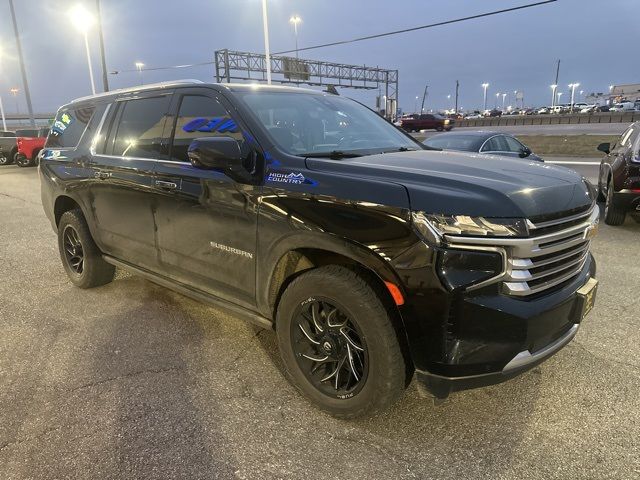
[436,126,444,131]
[15,154,32,168]
[276,265,407,418]
[603,177,626,226]
[57,209,115,288]
[0,153,11,165]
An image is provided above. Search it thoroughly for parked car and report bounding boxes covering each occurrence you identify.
[580,105,598,113]
[485,109,502,117]
[609,102,635,112]
[40,81,599,418]
[423,131,543,162]
[597,121,640,225]
[0,131,18,166]
[400,113,453,132]
[537,106,551,114]
[15,127,49,167]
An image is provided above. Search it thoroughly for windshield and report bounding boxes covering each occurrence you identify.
[424,134,483,152]
[237,91,419,156]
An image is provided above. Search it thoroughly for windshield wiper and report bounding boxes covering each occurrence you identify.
[301,150,363,159]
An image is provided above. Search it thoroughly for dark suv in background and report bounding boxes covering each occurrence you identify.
[400,113,453,132]
[597,121,640,225]
[40,81,598,418]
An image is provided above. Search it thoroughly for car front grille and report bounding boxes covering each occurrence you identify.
[445,204,598,297]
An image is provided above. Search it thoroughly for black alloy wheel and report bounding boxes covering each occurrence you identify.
[62,225,84,275]
[291,299,368,399]
[276,265,408,418]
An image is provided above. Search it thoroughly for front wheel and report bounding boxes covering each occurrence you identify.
[0,153,11,165]
[276,265,407,418]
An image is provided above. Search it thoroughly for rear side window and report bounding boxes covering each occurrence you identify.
[46,105,96,148]
[111,96,171,158]
[170,95,240,162]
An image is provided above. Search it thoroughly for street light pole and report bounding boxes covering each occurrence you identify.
[568,83,580,112]
[261,0,272,84]
[135,62,145,85]
[502,93,507,110]
[10,88,19,115]
[289,15,301,59]
[70,5,97,95]
[0,48,7,131]
[83,31,96,95]
[420,84,429,113]
[414,96,418,113]
[95,0,109,92]
[8,0,35,127]
[495,92,500,109]
[0,96,6,131]
[550,84,557,108]
[482,83,489,111]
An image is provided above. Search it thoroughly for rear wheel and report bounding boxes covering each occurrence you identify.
[276,265,407,418]
[57,209,115,288]
[0,153,11,165]
[604,177,626,226]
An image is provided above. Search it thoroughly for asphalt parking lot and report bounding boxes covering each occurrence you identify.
[1,166,639,479]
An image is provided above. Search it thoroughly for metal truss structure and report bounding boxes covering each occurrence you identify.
[214,49,399,116]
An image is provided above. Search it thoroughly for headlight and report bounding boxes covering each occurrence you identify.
[412,212,528,241]
[444,119,450,125]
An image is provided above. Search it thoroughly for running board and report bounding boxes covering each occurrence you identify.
[103,255,273,330]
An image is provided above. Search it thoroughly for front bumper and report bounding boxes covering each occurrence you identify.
[416,321,580,398]
[401,254,597,399]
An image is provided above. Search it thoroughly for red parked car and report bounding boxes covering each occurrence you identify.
[15,127,49,167]
[400,113,454,132]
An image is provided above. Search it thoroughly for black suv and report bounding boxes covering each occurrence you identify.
[40,81,599,418]
[597,121,640,225]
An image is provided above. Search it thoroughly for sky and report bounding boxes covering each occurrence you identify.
[0,0,638,115]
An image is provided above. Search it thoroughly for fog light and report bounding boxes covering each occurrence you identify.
[437,249,503,290]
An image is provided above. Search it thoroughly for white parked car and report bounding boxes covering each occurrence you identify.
[609,102,635,112]
[580,104,597,113]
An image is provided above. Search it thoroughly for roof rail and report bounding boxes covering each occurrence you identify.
[70,79,205,104]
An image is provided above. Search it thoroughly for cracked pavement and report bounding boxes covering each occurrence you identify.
[0,165,639,479]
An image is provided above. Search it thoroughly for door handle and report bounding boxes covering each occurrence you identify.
[155,180,178,190]
[94,171,111,180]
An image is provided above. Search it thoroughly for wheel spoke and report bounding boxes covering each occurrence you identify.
[346,344,360,381]
[326,307,347,328]
[340,327,364,352]
[301,353,328,362]
[311,302,324,332]
[298,323,320,345]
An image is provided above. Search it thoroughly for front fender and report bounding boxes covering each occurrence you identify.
[255,193,418,318]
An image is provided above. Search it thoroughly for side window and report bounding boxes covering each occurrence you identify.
[45,105,96,148]
[504,135,524,153]
[170,95,240,162]
[111,96,172,158]
[482,136,503,152]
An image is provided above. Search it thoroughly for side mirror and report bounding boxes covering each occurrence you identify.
[597,142,610,154]
[519,146,532,158]
[188,137,242,170]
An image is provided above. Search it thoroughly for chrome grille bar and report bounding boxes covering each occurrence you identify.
[446,203,598,297]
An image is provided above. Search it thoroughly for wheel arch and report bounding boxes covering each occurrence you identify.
[261,233,406,323]
[54,195,84,228]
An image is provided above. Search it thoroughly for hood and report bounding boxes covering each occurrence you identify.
[305,150,594,218]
